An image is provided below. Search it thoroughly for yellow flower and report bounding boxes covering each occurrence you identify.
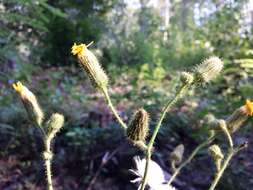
[245,99,253,116]
[12,81,44,126]
[12,81,24,94]
[71,41,108,89]
[71,43,86,56]
[71,42,93,56]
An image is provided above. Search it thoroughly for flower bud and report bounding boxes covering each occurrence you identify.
[47,113,64,140]
[203,113,220,130]
[226,100,253,133]
[127,109,149,145]
[194,57,223,83]
[71,42,108,89]
[13,81,44,126]
[170,144,184,164]
[209,144,224,171]
[180,72,194,85]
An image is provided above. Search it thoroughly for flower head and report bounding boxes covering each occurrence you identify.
[209,144,224,171]
[180,72,194,85]
[71,43,87,56]
[12,81,24,94]
[245,99,253,116]
[13,81,44,126]
[13,81,36,102]
[226,100,253,133]
[170,144,184,164]
[71,42,108,89]
[127,109,149,141]
[47,113,65,141]
[129,156,176,190]
[194,56,223,83]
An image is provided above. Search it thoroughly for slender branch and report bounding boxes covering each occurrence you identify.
[208,141,247,190]
[171,160,177,172]
[101,87,127,130]
[36,124,53,190]
[149,84,189,147]
[167,135,215,186]
[140,84,190,190]
[219,121,233,148]
[208,148,234,190]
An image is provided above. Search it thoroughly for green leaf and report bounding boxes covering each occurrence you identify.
[39,2,68,18]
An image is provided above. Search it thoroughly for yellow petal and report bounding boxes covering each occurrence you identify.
[12,81,24,94]
[71,43,86,56]
[245,99,253,116]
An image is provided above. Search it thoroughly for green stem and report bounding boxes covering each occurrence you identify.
[140,149,151,190]
[38,124,53,190]
[167,135,215,186]
[149,85,189,147]
[140,84,190,190]
[208,148,234,190]
[101,87,127,130]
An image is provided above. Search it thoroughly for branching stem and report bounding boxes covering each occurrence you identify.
[166,134,215,186]
[140,84,190,190]
[208,123,246,190]
[208,148,234,190]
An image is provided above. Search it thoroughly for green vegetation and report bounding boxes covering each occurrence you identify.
[1,0,253,190]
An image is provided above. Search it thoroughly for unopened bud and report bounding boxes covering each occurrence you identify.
[226,100,253,133]
[13,81,44,126]
[170,144,184,164]
[209,144,224,171]
[194,57,223,83]
[204,113,220,130]
[180,72,194,85]
[47,113,64,140]
[127,109,149,146]
[71,42,108,89]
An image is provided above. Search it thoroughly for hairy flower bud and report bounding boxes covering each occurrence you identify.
[226,100,253,133]
[180,72,194,85]
[209,144,224,171]
[194,57,223,83]
[170,144,184,164]
[71,42,108,89]
[47,113,64,140]
[127,109,149,148]
[13,81,44,126]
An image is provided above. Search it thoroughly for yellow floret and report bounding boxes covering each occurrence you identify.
[71,43,86,56]
[12,81,24,94]
[245,99,253,116]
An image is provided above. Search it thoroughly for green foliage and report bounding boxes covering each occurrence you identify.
[1,0,253,189]
[202,1,250,59]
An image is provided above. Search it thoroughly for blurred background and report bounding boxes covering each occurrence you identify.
[0,0,253,189]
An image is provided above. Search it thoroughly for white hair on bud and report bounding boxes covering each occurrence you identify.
[195,56,223,83]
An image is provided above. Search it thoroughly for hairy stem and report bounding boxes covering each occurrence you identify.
[101,87,127,130]
[140,84,190,190]
[208,122,235,190]
[208,148,234,190]
[219,121,233,148]
[167,135,215,186]
[44,138,53,190]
